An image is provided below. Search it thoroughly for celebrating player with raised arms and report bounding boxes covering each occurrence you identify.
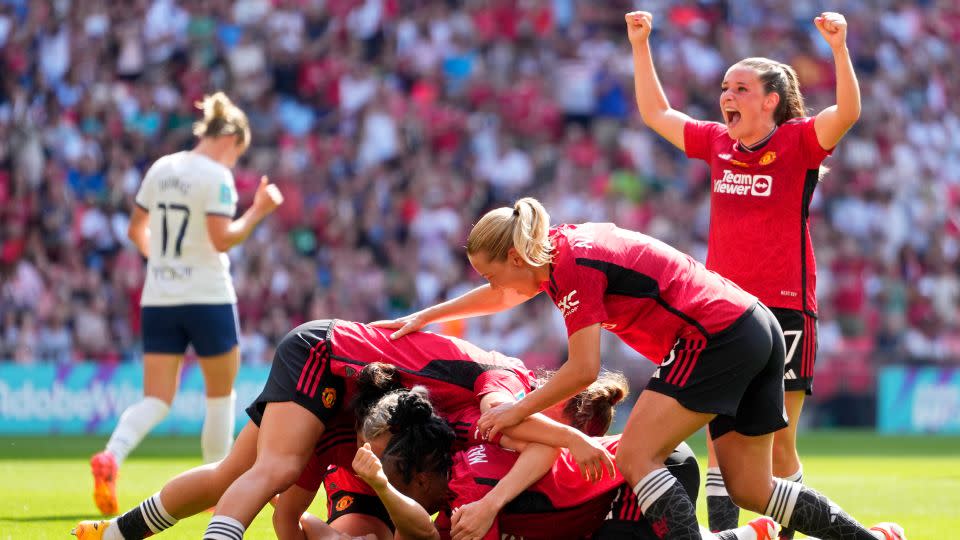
[625,10,862,537]
[375,197,905,540]
[89,92,283,516]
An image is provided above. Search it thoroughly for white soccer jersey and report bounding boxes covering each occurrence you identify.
[135,151,239,306]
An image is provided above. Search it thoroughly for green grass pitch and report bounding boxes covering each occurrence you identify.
[0,431,957,539]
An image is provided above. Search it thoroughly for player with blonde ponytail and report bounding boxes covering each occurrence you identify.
[87,91,283,516]
[376,195,905,540]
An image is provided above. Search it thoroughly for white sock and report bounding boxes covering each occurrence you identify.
[202,391,236,463]
[782,464,803,483]
[102,521,124,540]
[106,397,170,464]
[706,466,729,497]
[204,515,245,540]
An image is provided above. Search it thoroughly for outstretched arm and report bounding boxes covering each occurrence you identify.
[371,285,537,339]
[626,11,695,151]
[813,12,861,149]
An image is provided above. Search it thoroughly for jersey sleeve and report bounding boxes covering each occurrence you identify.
[474,369,532,402]
[683,120,726,162]
[552,257,609,337]
[798,116,833,169]
[134,163,156,210]
[206,169,238,217]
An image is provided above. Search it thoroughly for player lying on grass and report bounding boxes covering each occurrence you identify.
[72,319,613,540]
[329,387,781,540]
[271,365,631,540]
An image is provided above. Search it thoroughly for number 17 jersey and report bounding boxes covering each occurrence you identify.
[135,151,239,306]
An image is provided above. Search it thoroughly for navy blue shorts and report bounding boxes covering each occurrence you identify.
[141,304,239,357]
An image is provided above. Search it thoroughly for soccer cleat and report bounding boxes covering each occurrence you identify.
[747,516,780,540]
[90,451,119,515]
[71,520,111,539]
[870,523,907,540]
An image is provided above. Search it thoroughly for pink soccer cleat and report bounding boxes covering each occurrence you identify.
[90,451,119,516]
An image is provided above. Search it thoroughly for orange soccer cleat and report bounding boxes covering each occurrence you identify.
[71,519,111,539]
[90,451,119,515]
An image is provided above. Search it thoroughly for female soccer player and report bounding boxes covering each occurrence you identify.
[348,388,779,540]
[275,368,632,540]
[72,319,611,540]
[625,10,861,536]
[375,198,905,540]
[90,91,284,516]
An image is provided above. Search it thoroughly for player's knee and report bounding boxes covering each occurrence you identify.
[255,457,305,491]
[614,446,661,486]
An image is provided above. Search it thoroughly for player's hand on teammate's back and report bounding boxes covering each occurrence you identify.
[568,434,617,483]
[814,12,847,49]
[352,443,389,491]
[253,175,284,215]
[369,312,428,340]
[625,11,653,46]
[451,499,498,540]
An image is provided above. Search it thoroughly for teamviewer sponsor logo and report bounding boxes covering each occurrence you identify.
[714,170,773,197]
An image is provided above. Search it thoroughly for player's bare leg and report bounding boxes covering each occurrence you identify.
[74,421,259,540]
[92,354,181,515]
[616,390,714,539]
[203,402,325,539]
[714,431,902,540]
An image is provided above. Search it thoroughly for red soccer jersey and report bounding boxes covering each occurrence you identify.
[436,436,626,540]
[684,117,832,314]
[543,223,757,363]
[328,321,536,417]
[294,321,533,489]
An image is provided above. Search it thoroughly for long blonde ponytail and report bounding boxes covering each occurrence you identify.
[466,197,554,266]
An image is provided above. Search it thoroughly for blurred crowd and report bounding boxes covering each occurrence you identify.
[2,0,959,400]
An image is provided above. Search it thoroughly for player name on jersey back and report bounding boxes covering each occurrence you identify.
[137,152,239,306]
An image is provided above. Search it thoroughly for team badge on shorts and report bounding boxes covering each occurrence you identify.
[759,151,777,166]
[336,496,354,512]
[321,387,337,408]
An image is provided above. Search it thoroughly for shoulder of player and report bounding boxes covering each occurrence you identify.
[777,116,816,136]
[694,120,731,142]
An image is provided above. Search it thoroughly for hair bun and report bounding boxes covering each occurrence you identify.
[389,391,434,431]
[605,384,626,406]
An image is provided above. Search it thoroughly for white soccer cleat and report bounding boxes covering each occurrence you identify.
[870,522,906,540]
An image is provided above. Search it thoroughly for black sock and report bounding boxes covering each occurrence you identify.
[765,479,877,540]
[706,467,740,531]
[116,492,177,539]
[634,468,702,539]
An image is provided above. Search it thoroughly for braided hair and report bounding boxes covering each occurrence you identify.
[364,389,456,484]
